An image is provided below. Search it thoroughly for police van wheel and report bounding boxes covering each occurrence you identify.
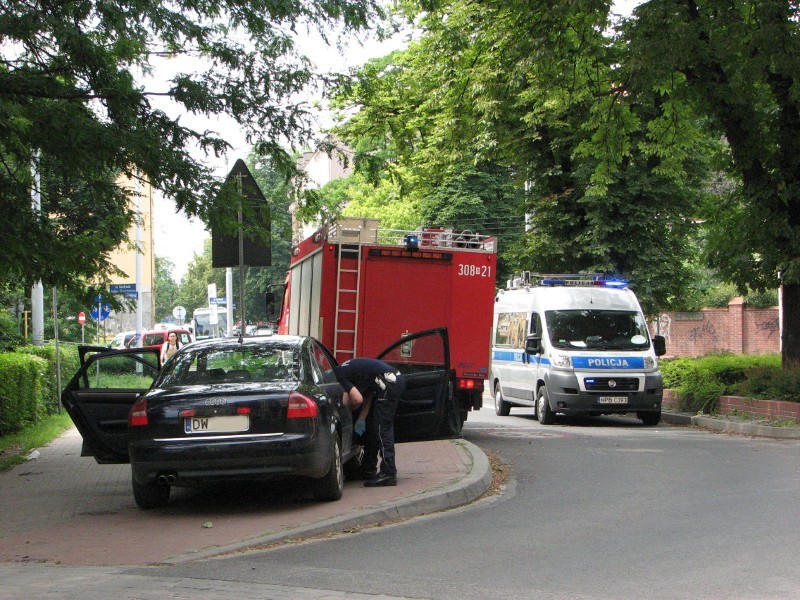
[494,386,511,417]
[537,386,554,425]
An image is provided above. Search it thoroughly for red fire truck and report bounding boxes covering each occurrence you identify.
[273,217,497,437]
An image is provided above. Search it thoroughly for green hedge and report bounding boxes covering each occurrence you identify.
[0,352,48,434]
[0,343,80,434]
[660,353,785,413]
[16,343,80,413]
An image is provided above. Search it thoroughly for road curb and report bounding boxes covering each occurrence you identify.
[662,411,800,439]
[165,439,492,564]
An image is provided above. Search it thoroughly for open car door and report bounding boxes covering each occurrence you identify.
[61,347,161,464]
[376,328,456,441]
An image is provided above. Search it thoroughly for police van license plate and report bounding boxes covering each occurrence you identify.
[598,396,628,404]
[184,415,249,434]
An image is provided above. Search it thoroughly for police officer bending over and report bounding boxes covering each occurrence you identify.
[334,357,405,487]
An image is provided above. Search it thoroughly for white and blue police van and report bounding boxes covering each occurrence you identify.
[491,273,666,425]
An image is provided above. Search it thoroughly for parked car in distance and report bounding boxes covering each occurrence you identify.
[126,328,193,352]
[61,335,360,509]
[108,331,136,349]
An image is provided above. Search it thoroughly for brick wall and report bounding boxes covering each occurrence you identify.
[662,390,799,423]
[651,298,780,358]
[717,396,800,422]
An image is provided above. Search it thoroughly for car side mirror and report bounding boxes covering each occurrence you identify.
[652,334,666,357]
[525,335,542,354]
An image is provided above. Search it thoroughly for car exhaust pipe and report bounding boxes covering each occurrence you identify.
[157,473,178,485]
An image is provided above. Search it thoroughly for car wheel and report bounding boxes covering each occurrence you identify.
[537,386,554,425]
[132,476,170,510]
[495,385,511,417]
[314,436,344,501]
[638,410,661,426]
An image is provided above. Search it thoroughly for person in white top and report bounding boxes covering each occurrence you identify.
[160,331,181,365]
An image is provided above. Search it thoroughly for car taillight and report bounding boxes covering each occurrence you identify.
[457,378,484,392]
[129,398,148,426]
[287,392,318,418]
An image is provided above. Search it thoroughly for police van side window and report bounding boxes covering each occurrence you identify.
[495,312,528,347]
[530,313,542,337]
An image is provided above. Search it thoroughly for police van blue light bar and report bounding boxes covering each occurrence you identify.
[598,278,628,288]
[520,273,629,288]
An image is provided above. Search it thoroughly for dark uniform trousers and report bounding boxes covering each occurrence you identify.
[362,373,405,477]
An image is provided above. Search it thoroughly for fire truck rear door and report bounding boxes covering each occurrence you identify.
[376,328,452,441]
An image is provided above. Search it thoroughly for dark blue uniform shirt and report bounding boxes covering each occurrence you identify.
[333,357,398,394]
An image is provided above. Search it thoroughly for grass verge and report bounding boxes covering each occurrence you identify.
[0,412,74,472]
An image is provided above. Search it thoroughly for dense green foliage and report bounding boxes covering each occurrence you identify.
[660,353,786,413]
[0,351,48,434]
[1,0,383,295]
[154,257,181,323]
[17,342,80,413]
[330,3,716,316]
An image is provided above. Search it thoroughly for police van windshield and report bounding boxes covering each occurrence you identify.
[545,310,650,351]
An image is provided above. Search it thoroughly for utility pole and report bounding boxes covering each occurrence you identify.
[31,151,44,346]
[135,169,143,341]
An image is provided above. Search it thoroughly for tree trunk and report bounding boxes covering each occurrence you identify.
[782,282,800,368]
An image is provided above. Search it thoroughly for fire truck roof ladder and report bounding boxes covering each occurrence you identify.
[333,227,363,361]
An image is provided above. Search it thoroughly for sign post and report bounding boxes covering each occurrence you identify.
[78,311,85,344]
[207,284,219,337]
[172,305,186,325]
[90,296,111,344]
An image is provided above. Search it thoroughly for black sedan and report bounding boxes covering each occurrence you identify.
[61,335,360,509]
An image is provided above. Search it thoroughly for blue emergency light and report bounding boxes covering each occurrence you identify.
[600,278,628,288]
[404,233,420,251]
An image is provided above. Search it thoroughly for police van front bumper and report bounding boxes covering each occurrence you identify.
[544,370,663,415]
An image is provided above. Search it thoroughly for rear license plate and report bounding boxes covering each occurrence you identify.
[184,415,249,434]
[597,396,628,404]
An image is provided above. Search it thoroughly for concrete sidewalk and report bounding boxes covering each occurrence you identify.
[0,427,491,567]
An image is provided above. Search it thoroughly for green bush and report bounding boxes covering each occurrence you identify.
[0,352,48,434]
[17,342,80,413]
[737,366,800,402]
[660,353,782,413]
[0,312,23,351]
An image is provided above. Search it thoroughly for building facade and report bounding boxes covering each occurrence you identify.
[106,172,156,334]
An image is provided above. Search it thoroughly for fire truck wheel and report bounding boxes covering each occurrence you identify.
[537,386,554,425]
[494,386,511,417]
[439,385,463,437]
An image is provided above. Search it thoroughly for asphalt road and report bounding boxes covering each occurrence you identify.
[147,405,800,600]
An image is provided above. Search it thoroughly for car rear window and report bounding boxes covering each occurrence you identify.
[157,345,299,387]
[143,333,165,346]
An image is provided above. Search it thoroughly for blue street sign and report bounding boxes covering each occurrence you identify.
[90,303,111,321]
[110,283,137,294]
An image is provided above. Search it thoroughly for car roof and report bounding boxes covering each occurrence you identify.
[181,335,308,351]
